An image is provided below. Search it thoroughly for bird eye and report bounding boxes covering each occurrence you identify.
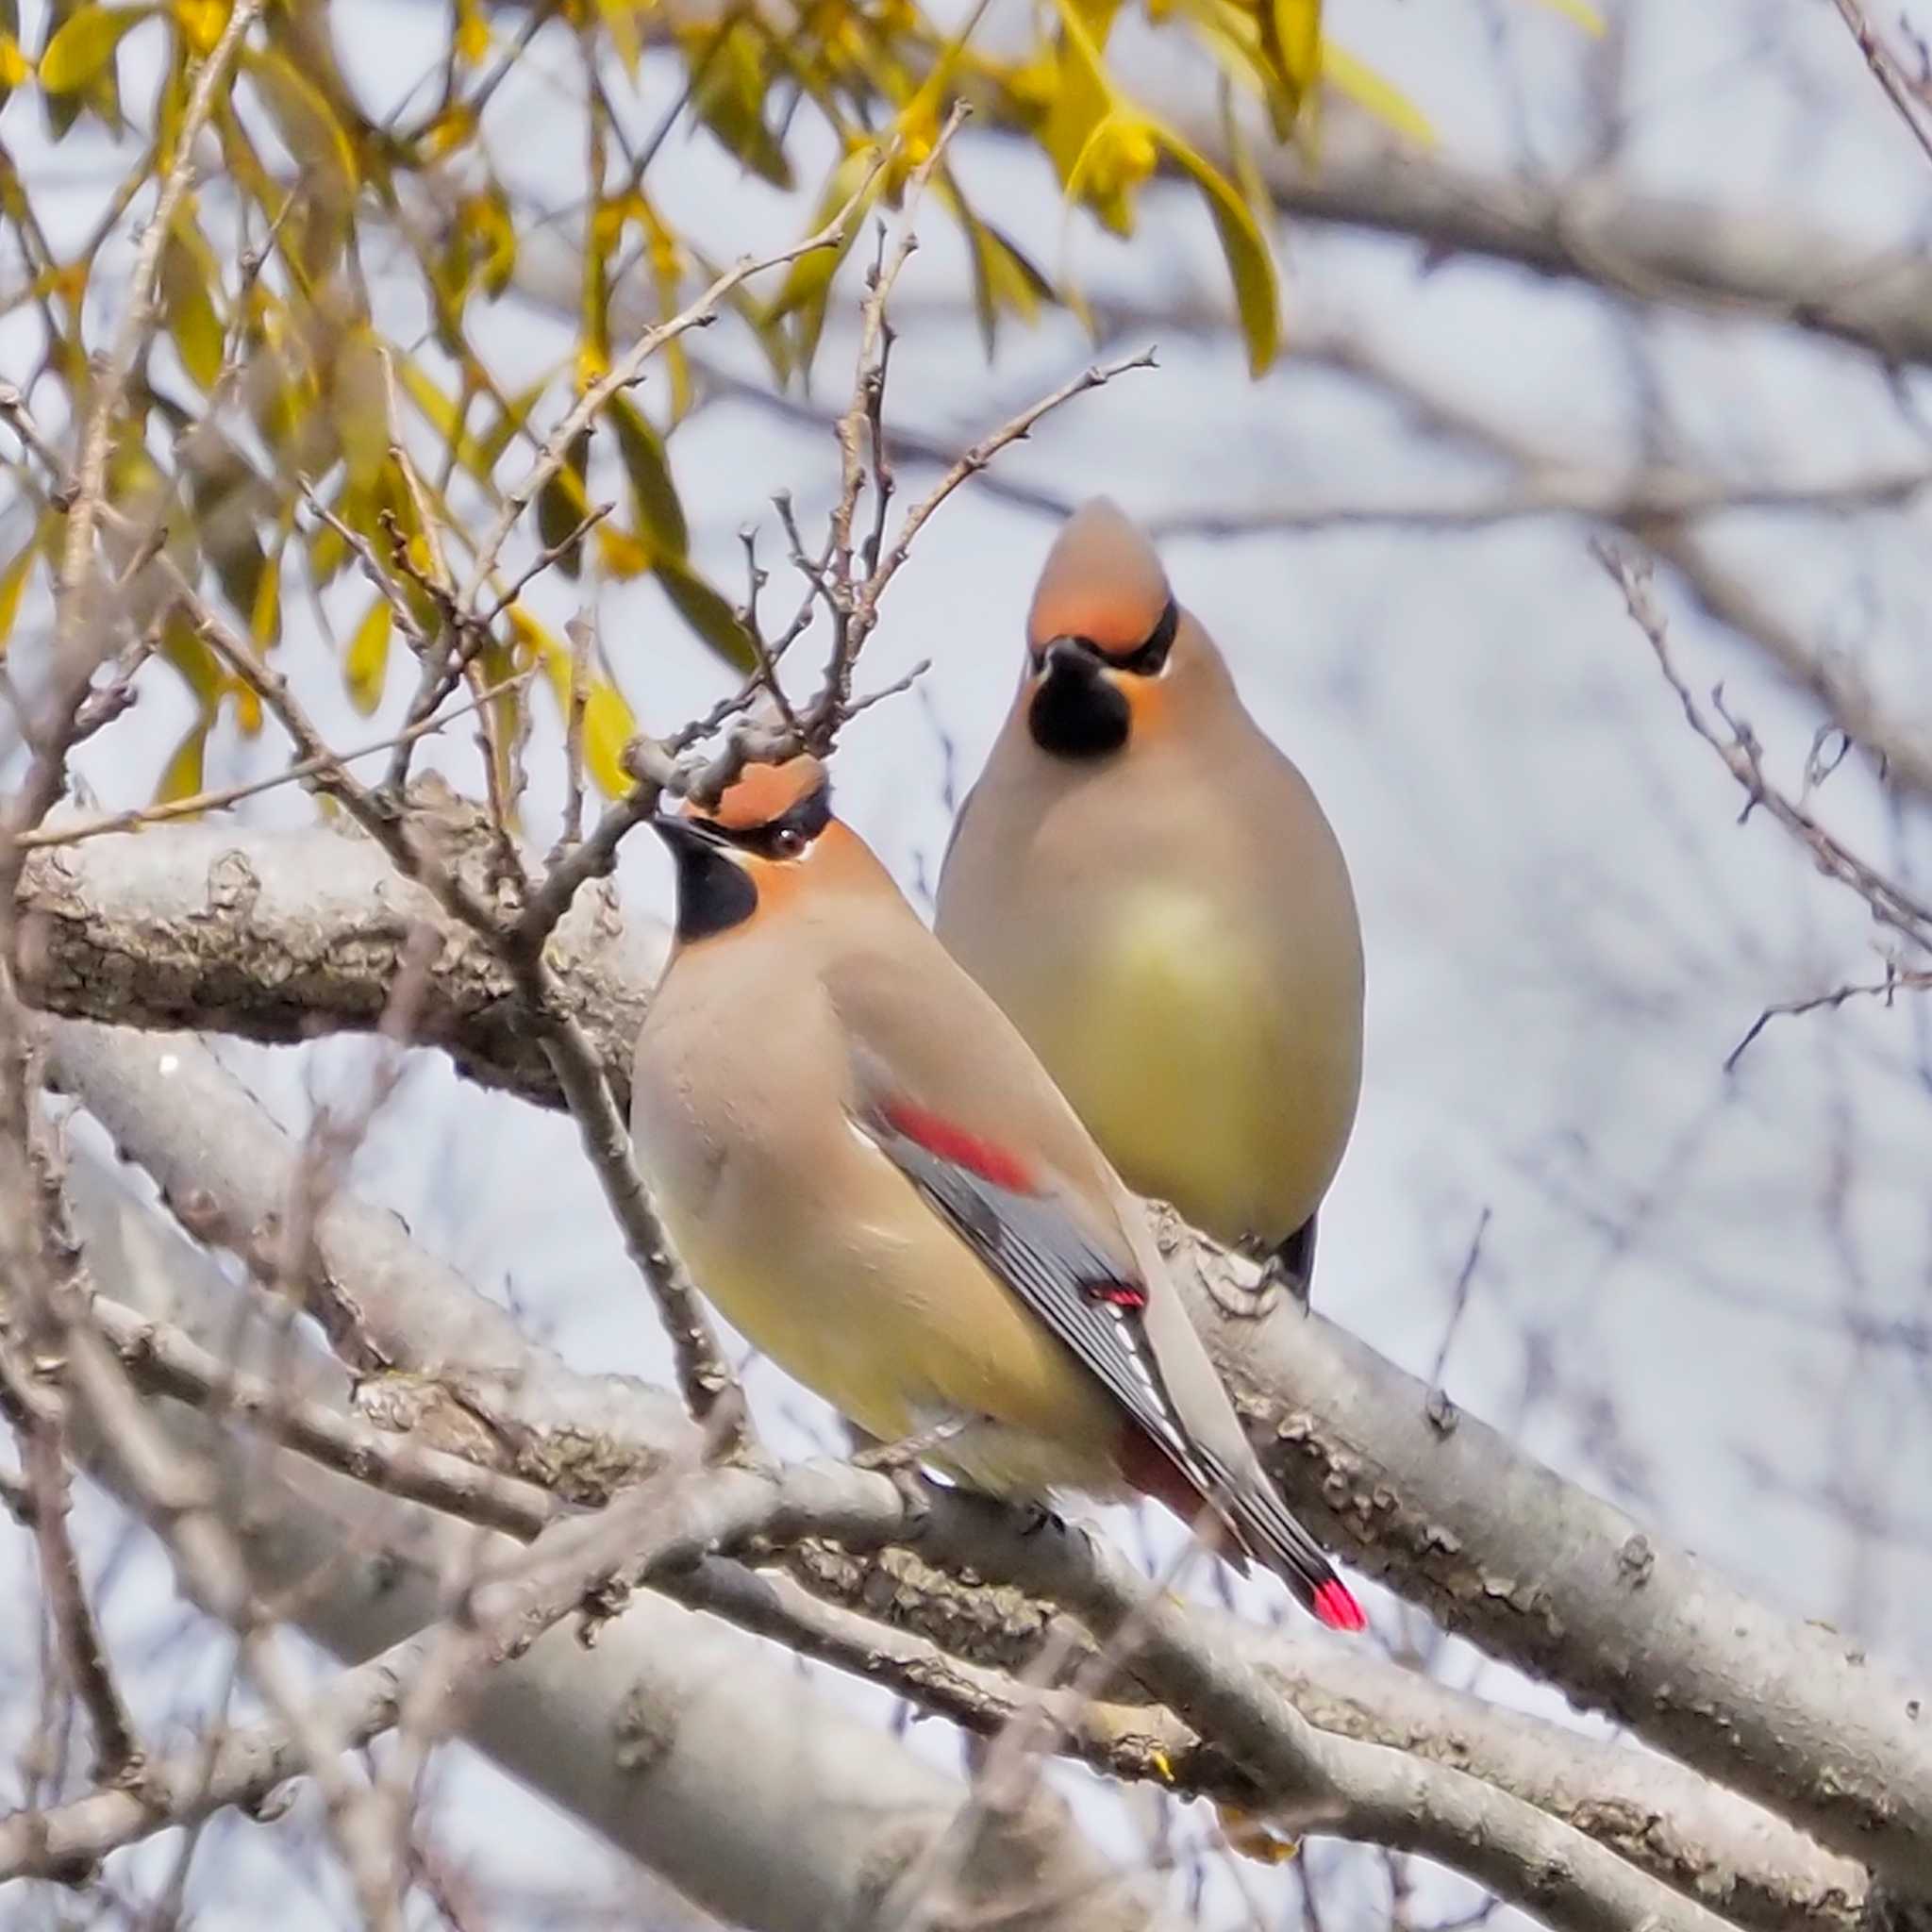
[772,825,807,858]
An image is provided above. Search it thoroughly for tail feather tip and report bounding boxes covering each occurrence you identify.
[1311,1577,1367,1633]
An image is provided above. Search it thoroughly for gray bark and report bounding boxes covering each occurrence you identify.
[35,1151,1163,1932]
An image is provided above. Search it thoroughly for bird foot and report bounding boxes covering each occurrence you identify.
[885,1463,932,1539]
[1208,1251,1289,1322]
[1014,1499,1067,1540]
[852,1418,965,1473]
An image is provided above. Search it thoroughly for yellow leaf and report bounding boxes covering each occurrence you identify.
[608,394,688,561]
[244,44,358,267]
[40,3,149,93]
[1215,1803,1299,1864]
[765,142,884,340]
[250,540,281,646]
[334,326,391,490]
[687,19,793,188]
[159,612,223,703]
[455,0,489,63]
[656,556,757,673]
[941,175,1053,359]
[228,678,262,737]
[344,597,391,715]
[1320,41,1436,146]
[597,0,641,78]
[523,608,638,797]
[0,31,31,94]
[462,187,516,299]
[154,720,208,808]
[1153,123,1280,375]
[594,525,652,579]
[1526,0,1604,29]
[1258,0,1319,136]
[160,224,225,391]
[476,371,553,473]
[0,544,34,650]
[172,0,226,57]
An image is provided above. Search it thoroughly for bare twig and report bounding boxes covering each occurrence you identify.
[1832,0,1932,167]
[802,348,1156,751]
[1593,543,1932,951]
[1723,966,1932,1073]
[462,158,889,606]
[0,1366,142,1786]
[557,612,594,855]
[14,675,532,852]
[51,0,264,668]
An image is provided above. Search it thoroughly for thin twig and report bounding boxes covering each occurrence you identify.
[1724,966,1932,1073]
[52,0,264,666]
[15,675,532,852]
[462,158,890,607]
[1593,542,1932,951]
[1832,0,1932,168]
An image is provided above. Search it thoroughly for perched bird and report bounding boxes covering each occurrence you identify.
[935,499,1364,1291]
[630,755,1363,1630]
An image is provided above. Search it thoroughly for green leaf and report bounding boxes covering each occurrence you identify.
[39,2,148,93]
[159,611,223,704]
[244,44,358,270]
[475,371,553,474]
[688,20,793,188]
[764,144,884,375]
[344,597,391,715]
[656,555,757,674]
[0,543,35,651]
[536,430,592,578]
[160,223,225,391]
[154,719,208,808]
[251,538,282,647]
[943,175,1054,360]
[1154,122,1280,375]
[608,394,688,562]
[335,325,391,491]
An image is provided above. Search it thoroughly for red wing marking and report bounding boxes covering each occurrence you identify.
[876,1097,1038,1194]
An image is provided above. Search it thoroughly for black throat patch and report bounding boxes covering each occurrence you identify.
[1028,651,1130,758]
[671,839,758,941]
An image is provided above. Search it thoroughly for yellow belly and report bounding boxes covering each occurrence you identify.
[645,1123,1124,1490]
[1030,891,1357,1247]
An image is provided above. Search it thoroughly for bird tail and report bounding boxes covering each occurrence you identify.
[1222,1469,1366,1632]
[1269,1215,1319,1302]
[1120,1428,1364,1631]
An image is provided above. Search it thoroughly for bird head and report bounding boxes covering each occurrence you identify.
[1023,497,1181,759]
[652,754,835,942]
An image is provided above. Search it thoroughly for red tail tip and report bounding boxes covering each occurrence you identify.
[1312,1579,1367,1633]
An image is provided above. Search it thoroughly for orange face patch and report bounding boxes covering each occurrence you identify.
[693,755,829,833]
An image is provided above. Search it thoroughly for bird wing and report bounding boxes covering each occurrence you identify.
[826,939,1364,1631]
[856,1086,1210,1493]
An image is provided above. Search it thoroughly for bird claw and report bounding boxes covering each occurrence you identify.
[1208,1257,1286,1322]
[1015,1500,1066,1540]
[886,1463,932,1539]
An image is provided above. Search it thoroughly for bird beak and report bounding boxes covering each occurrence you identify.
[650,809,735,858]
[1040,636,1108,681]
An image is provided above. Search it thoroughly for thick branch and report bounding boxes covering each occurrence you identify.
[47,1016,1876,1930]
[36,1152,1161,1932]
[26,835,1932,1897]
[16,815,658,1115]
[1172,1222,1932,1895]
